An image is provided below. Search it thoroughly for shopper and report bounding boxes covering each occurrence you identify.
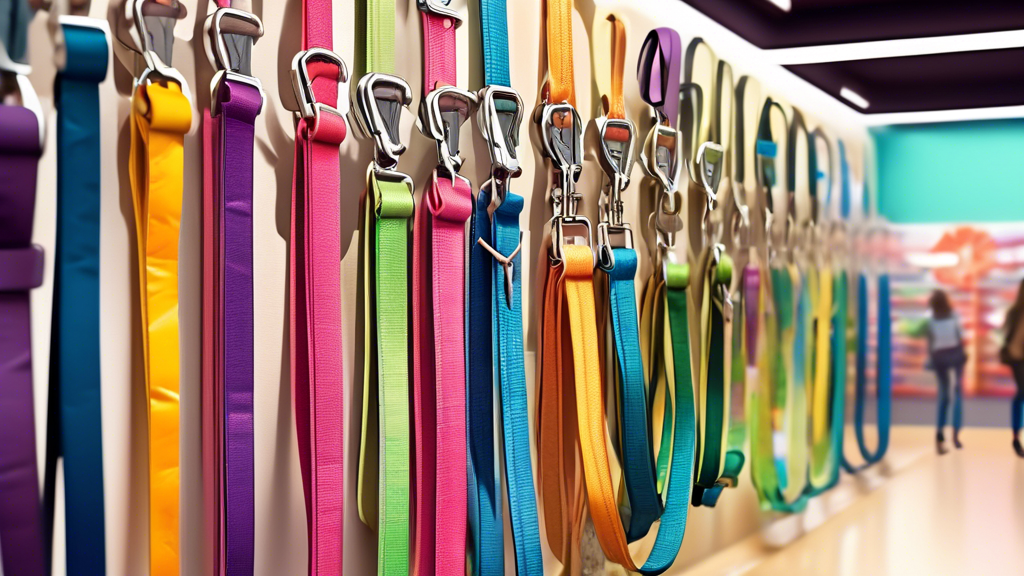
[927,290,967,455]
[1000,279,1024,458]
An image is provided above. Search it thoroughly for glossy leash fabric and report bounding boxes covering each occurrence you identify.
[202,68,263,575]
[290,0,346,572]
[129,80,192,576]
[412,6,470,575]
[467,0,543,573]
[0,58,47,576]
[355,1,412,573]
[43,19,108,576]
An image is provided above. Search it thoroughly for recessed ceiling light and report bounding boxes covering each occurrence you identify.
[839,87,870,109]
[764,0,792,11]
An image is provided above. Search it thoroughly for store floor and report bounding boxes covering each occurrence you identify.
[685,427,1024,575]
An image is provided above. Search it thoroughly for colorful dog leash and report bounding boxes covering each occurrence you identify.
[0,1,47,573]
[201,3,264,574]
[118,1,192,572]
[468,0,543,572]
[40,2,109,573]
[352,0,414,573]
[412,2,474,574]
[591,14,661,543]
[288,0,348,571]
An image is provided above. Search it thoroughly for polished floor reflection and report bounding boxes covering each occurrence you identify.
[743,427,1024,575]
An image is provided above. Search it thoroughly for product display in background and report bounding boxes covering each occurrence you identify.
[892,224,1023,398]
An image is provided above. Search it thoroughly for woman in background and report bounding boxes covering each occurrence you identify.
[1000,279,1024,458]
[927,290,968,455]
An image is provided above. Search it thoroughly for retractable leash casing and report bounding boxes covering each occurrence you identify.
[40,3,109,574]
[351,1,414,573]
[0,1,47,573]
[200,3,264,575]
[287,0,348,572]
[117,1,192,572]
[467,0,543,573]
[412,2,475,573]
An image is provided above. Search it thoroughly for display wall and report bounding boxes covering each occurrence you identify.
[21,1,869,574]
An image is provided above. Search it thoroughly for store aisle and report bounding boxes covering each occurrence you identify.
[743,427,1024,575]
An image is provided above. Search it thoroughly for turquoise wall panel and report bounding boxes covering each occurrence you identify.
[871,120,1024,224]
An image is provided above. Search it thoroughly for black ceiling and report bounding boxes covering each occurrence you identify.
[785,48,1024,114]
[682,0,1024,114]
[681,0,1024,49]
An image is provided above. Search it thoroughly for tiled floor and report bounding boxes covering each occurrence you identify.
[691,427,1024,575]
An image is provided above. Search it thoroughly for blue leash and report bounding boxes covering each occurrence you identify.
[605,248,662,540]
[42,19,109,575]
[842,273,892,472]
[467,0,543,572]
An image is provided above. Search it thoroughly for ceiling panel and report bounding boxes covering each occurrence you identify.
[785,48,1024,114]
[682,0,1024,49]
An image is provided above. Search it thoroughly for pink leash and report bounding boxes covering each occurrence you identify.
[412,5,472,575]
[289,0,347,572]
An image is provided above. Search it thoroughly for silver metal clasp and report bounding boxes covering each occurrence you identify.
[419,85,478,179]
[119,0,192,103]
[416,0,463,27]
[538,102,583,220]
[204,8,265,114]
[290,47,349,122]
[477,85,523,205]
[352,72,413,171]
[592,116,637,270]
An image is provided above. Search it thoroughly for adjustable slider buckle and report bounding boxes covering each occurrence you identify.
[204,7,265,116]
[477,85,524,207]
[419,85,478,181]
[417,0,463,27]
[123,0,193,104]
[537,102,583,218]
[352,72,413,171]
[290,47,350,122]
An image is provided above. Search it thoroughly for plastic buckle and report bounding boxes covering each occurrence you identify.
[419,85,478,179]
[204,8,265,115]
[290,47,350,121]
[352,73,413,171]
[476,85,524,205]
[537,102,583,219]
[416,0,463,27]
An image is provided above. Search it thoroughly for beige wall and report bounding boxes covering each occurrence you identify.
[21,1,869,574]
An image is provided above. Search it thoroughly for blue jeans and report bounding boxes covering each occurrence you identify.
[1010,362,1024,434]
[932,348,964,433]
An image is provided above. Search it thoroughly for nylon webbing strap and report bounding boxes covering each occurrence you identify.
[290,0,346,571]
[361,172,413,574]
[842,273,892,472]
[201,6,264,572]
[413,4,471,574]
[43,17,108,576]
[592,13,660,544]
[129,80,192,576]
[354,1,413,574]
[469,0,542,572]
[808,271,847,494]
[0,5,46,570]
